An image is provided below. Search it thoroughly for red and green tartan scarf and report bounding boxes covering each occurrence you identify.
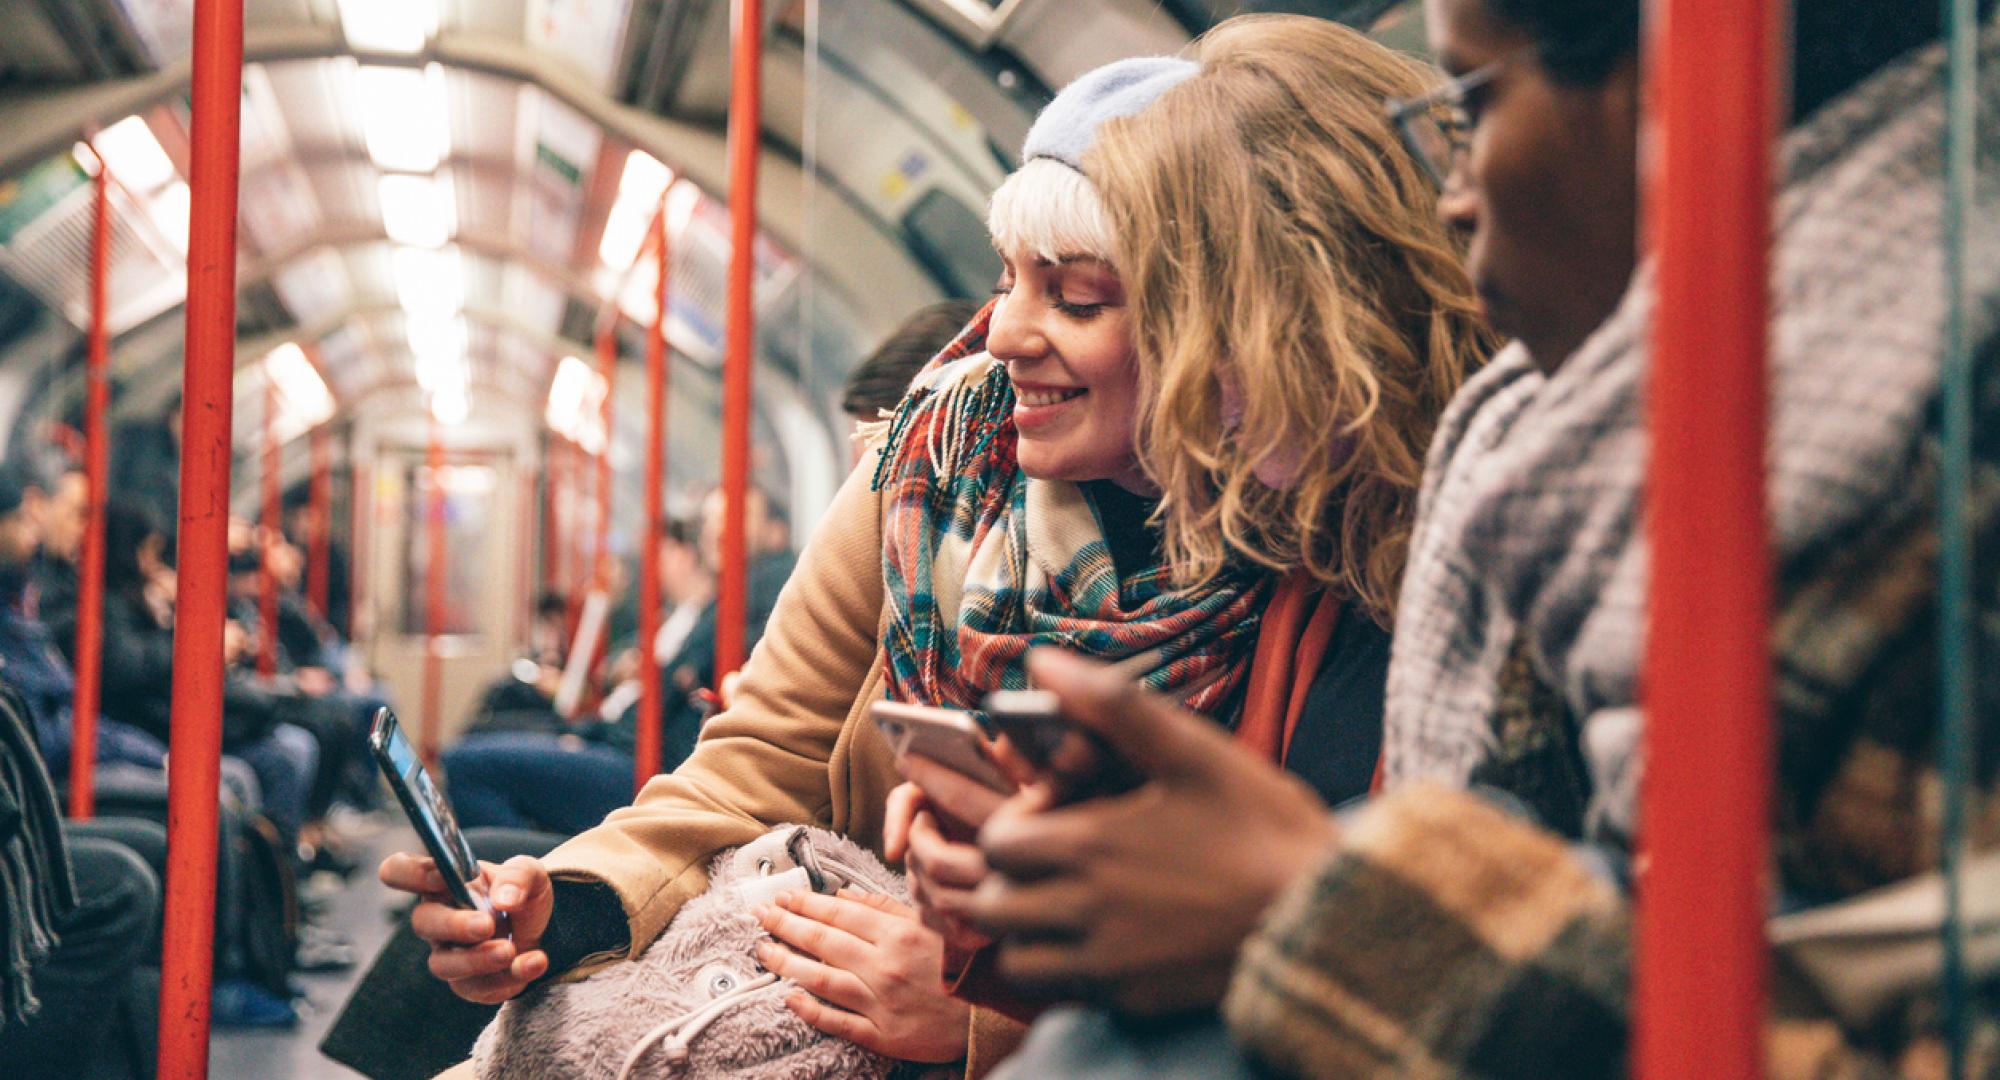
[870,304,1271,721]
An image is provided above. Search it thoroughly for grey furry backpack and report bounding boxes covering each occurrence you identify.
[471,826,914,1079]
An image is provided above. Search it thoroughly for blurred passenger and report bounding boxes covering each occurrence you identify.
[384,29,1480,1072]
[842,299,989,430]
[0,683,161,1079]
[0,461,167,777]
[98,504,319,840]
[26,462,85,653]
[282,485,352,640]
[969,3,2000,1078]
[439,491,785,836]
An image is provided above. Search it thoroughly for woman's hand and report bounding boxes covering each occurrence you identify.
[753,889,970,1064]
[884,750,1026,966]
[969,649,1339,1016]
[378,852,554,1004]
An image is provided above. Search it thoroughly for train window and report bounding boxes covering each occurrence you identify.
[395,459,498,637]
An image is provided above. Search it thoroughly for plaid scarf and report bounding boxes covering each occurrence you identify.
[871,306,1270,718]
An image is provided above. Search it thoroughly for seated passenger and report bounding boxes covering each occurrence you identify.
[383,23,1483,1072]
[440,488,788,837]
[0,684,160,1079]
[962,2,2000,1077]
[98,503,319,841]
[0,461,167,776]
[840,300,987,436]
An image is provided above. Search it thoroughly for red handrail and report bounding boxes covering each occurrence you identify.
[594,323,615,588]
[716,0,761,681]
[1637,0,1777,1077]
[635,195,671,792]
[422,417,447,767]
[308,426,332,622]
[543,434,562,595]
[68,148,111,821]
[159,0,243,1072]
[350,458,369,642]
[257,377,281,677]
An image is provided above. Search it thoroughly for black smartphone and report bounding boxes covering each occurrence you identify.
[368,708,503,927]
[980,688,1140,801]
[980,689,1070,768]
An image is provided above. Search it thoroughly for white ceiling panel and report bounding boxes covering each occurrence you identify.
[264,59,363,157]
[305,157,382,229]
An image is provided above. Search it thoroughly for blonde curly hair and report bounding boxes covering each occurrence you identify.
[1088,14,1495,625]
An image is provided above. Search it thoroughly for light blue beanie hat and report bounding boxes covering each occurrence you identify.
[1020,56,1200,171]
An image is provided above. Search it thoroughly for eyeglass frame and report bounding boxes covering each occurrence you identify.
[1385,49,1524,189]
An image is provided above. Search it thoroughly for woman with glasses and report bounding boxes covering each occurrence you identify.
[967,0,2000,1076]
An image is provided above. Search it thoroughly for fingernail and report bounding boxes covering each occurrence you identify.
[751,904,772,923]
[754,942,775,961]
[494,885,520,906]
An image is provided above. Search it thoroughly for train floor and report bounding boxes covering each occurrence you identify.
[211,822,412,1080]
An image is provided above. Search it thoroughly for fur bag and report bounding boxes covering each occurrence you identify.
[472,826,912,1079]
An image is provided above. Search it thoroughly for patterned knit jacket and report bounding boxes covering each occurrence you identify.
[1221,22,2000,1080]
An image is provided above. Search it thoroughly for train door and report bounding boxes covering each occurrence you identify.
[356,444,530,751]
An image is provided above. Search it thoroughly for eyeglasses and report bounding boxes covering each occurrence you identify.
[1386,52,1517,189]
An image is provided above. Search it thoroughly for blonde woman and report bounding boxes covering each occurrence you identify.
[891,12,1493,1022]
[384,15,1484,1074]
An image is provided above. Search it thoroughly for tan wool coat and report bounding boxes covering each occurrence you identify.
[440,447,1027,1078]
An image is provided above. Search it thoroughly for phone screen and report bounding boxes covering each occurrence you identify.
[371,710,484,907]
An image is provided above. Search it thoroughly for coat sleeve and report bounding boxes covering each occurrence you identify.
[1222,783,1631,1080]
[536,448,888,978]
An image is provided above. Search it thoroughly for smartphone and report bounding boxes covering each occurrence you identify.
[368,708,503,926]
[980,688,1139,802]
[981,689,1069,768]
[869,700,1014,794]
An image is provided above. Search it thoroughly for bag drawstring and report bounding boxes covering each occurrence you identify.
[614,830,895,1078]
[615,972,781,1080]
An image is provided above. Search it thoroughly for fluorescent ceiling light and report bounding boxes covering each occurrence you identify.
[666,180,702,237]
[337,0,436,54]
[148,181,191,255]
[355,65,449,173]
[94,115,177,192]
[430,385,469,426]
[393,245,464,317]
[378,173,455,248]
[597,151,674,269]
[546,355,607,454]
[406,313,466,371]
[264,343,336,440]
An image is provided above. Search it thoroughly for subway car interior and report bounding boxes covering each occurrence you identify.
[0,0,1992,1077]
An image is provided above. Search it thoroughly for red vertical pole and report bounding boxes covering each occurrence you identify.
[307,427,332,621]
[422,419,447,767]
[717,0,761,681]
[350,458,369,643]
[68,150,112,821]
[257,377,280,676]
[635,200,671,792]
[1637,0,1776,1078]
[517,465,534,647]
[594,324,616,588]
[542,435,560,594]
[160,0,242,1072]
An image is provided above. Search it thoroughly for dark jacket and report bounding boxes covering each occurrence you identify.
[586,549,798,761]
[101,588,281,751]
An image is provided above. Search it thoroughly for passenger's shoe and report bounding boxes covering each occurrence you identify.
[211,978,299,1028]
[295,925,358,973]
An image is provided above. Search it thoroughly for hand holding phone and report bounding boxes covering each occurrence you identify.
[369,709,505,928]
[982,688,1139,803]
[869,700,1014,794]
